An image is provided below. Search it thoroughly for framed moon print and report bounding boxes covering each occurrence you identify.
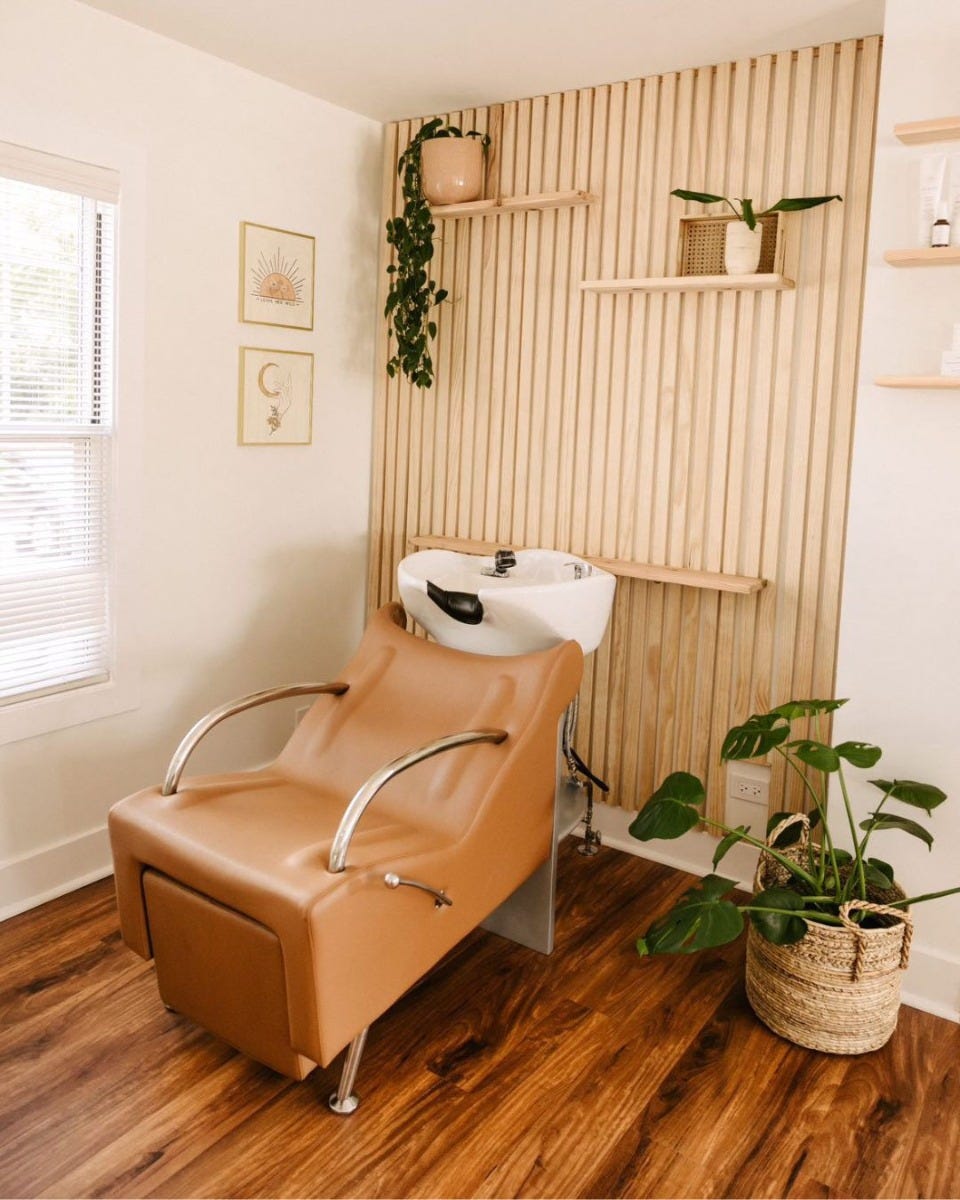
[239,221,315,330]
[238,347,314,445]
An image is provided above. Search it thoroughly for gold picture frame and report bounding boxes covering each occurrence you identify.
[238,347,314,445]
[239,221,315,331]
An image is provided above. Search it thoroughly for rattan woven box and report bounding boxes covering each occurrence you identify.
[677,213,782,276]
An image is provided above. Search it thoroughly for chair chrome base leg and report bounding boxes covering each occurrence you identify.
[327,1026,368,1115]
[578,825,602,856]
[577,781,602,856]
[327,1092,360,1116]
[563,697,607,859]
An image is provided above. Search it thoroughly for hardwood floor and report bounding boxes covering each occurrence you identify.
[1,842,957,1199]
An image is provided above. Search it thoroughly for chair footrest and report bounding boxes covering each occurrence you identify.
[143,870,315,1080]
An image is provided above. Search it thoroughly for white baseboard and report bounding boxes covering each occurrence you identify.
[575,796,760,889]
[901,945,960,1023]
[575,800,959,1025]
[0,825,112,922]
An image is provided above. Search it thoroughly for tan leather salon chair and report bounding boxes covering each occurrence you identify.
[109,603,583,1113]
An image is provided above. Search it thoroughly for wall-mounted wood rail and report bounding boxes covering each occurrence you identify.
[884,247,960,267]
[893,116,960,144]
[875,375,960,389]
[408,535,765,594]
[431,189,597,219]
[580,273,794,294]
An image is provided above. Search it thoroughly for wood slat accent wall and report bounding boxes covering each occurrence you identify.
[369,37,881,822]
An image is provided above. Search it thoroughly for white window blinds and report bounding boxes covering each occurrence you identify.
[0,146,119,706]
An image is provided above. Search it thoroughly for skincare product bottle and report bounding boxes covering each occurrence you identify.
[932,205,951,248]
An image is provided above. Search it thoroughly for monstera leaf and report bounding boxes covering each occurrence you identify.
[628,772,705,841]
[749,888,808,945]
[869,779,947,812]
[864,858,896,889]
[765,809,821,848]
[769,699,847,719]
[835,741,882,768]
[787,739,840,772]
[721,713,791,760]
[637,875,742,956]
[859,811,934,849]
[712,825,751,868]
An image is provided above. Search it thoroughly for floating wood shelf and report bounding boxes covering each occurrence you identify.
[894,116,960,145]
[875,375,960,389]
[884,247,960,267]
[430,190,597,218]
[408,536,766,595]
[579,273,794,294]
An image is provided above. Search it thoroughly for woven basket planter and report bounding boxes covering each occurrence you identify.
[745,814,912,1055]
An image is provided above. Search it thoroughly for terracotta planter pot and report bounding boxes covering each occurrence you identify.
[724,219,763,274]
[421,137,484,206]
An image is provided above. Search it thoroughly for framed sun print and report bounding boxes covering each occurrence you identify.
[238,347,314,445]
[239,221,315,330]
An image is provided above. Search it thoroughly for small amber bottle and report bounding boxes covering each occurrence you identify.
[932,205,951,247]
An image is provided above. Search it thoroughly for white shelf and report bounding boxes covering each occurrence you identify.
[580,273,794,294]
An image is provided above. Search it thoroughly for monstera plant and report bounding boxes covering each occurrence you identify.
[629,699,959,956]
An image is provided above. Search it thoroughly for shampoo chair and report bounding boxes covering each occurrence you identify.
[109,603,583,1112]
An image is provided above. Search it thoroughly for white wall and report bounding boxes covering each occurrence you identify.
[0,0,381,916]
[834,0,960,1021]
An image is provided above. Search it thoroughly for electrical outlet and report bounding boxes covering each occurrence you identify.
[294,704,311,730]
[725,764,770,829]
[729,772,768,803]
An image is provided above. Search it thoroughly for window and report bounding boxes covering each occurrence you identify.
[0,144,120,717]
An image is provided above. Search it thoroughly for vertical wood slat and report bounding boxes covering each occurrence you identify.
[570,85,610,763]
[370,39,880,822]
[367,122,399,611]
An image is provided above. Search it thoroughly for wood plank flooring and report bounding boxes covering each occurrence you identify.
[0,843,957,1199]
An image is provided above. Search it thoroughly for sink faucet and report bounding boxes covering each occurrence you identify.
[481,548,517,578]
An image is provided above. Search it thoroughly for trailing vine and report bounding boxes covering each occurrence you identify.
[385,117,488,389]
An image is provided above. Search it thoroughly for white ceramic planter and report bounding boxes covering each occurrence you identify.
[724,220,763,275]
[420,138,484,206]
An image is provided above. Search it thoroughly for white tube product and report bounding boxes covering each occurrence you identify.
[948,155,960,246]
[918,154,947,246]
[940,350,960,377]
[940,322,960,377]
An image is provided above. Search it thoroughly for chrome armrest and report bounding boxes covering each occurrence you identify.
[161,682,349,796]
[327,728,508,873]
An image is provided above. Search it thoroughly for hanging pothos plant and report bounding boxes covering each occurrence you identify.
[385,118,489,389]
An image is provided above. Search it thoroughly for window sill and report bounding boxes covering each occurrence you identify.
[0,672,140,746]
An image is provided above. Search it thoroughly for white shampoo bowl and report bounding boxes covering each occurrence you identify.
[397,548,616,656]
